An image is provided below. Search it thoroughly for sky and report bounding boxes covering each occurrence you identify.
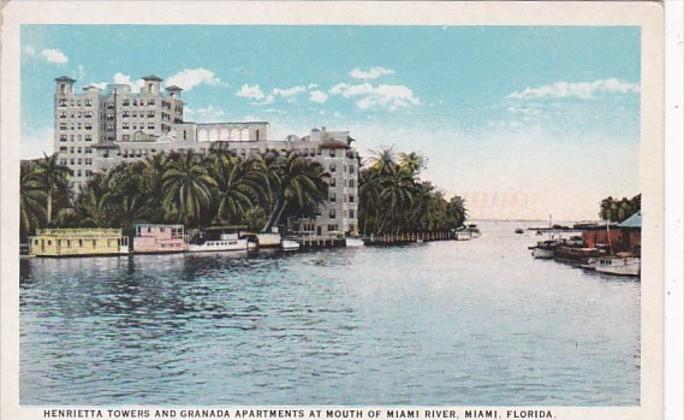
[20,25,641,220]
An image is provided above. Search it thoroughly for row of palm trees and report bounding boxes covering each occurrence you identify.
[599,193,641,223]
[359,147,467,236]
[20,146,468,241]
[20,148,329,240]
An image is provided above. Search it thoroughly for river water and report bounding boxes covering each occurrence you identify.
[20,221,640,406]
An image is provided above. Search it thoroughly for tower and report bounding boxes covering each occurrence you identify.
[54,75,76,96]
[141,75,163,95]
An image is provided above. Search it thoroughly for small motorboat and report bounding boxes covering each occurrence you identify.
[281,240,300,251]
[188,233,248,253]
[345,237,365,247]
[594,255,640,276]
[514,228,524,234]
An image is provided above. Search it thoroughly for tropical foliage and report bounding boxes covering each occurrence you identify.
[19,146,467,241]
[599,194,641,223]
[358,147,467,235]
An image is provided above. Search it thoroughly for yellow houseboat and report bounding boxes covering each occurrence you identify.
[29,228,129,257]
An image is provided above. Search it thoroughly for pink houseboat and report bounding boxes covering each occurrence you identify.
[133,224,189,254]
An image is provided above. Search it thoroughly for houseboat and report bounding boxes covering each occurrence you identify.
[529,239,562,259]
[29,228,129,257]
[133,224,188,254]
[345,237,365,247]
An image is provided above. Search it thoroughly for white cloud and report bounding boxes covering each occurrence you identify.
[90,82,109,90]
[41,48,68,64]
[112,72,145,93]
[236,84,266,101]
[349,66,395,80]
[21,127,54,159]
[508,78,640,100]
[273,86,307,102]
[165,68,222,91]
[309,90,329,104]
[329,82,421,111]
[194,105,225,122]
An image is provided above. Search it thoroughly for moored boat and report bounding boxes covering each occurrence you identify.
[188,233,248,253]
[281,240,300,251]
[594,255,640,276]
[29,228,129,257]
[133,224,188,254]
[345,237,365,247]
[514,228,524,234]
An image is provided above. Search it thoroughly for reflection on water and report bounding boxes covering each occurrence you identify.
[20,221,640,405]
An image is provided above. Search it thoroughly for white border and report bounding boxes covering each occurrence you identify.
[1,2,666,420]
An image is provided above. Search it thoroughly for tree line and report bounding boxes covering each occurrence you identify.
[20,146,468,241]
[599,193,641,223]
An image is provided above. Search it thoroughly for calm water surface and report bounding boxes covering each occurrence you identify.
[20,221,640,405]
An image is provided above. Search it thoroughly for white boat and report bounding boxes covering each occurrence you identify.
[345,237,365,247]
[531,247,554,259]
[580,257,599,270]
[594,256,640,276]
[188,233,247,253]
[281,240,300,251]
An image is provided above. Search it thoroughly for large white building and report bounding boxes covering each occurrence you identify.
[53,75,359,236]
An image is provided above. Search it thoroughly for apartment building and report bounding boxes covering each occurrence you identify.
[53,75,359,236]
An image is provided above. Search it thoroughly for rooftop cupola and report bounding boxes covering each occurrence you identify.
[55,75,76,96]
[141,74,163,95]
[165,85,183,98]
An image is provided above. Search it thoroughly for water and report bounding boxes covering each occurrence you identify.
[20,221,640,406]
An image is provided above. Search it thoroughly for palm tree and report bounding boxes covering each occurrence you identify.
[399,151,426,176]
[35,153,72,225]
[162,150,217,226]
[261,152,329,233]
[369,146,398,176]
[73,175,111,228]
[20,161,47,238]
[210,155,267,224]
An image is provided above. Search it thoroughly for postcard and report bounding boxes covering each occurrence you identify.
[0,1,665,420]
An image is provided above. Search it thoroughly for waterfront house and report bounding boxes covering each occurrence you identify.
[582,211,641,255]
[29,228,129,257]
[133,224,189,253]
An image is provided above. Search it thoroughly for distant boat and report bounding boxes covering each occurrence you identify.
[594,256,640,276]
[345,237,365,247]
[281,240,300,251]
[530,239,561,259]
[514,228,524,234]
[188,233,247,253]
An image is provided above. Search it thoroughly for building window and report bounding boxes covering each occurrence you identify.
[329,209,336,218]
[329,163,336,172]
[329,178,336,186]
[348,179,355,188]
[60,135,67,142]
[58,99,67,107]
[329,192,336,202]
[147,123,155,130]
[77,158,82,165]
[123,99,130,106]
[78,239,83,247]
[59,146,67,152]
[69,147,74,153]
[147,111,155,118]
[123,122,130,130]
[349,165,355,174]
[85,123,92,130]
[122,134,130,142]
[123,111,130,118]
[329,149,336,157]
[77,147,82,153]
[328,224,339,232]
[85,99,92,107]
[349,210,355,219]
[85,135,92,142]
[349,195,355,203]
[59,122,68,130]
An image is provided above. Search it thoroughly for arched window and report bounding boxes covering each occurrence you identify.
[197,129,208,142]
[209,128,219,141]
[241,129,250,141]
[230,129,241,141]
[219,128,230,140]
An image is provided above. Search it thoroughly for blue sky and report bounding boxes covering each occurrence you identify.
[21,25,641,220]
